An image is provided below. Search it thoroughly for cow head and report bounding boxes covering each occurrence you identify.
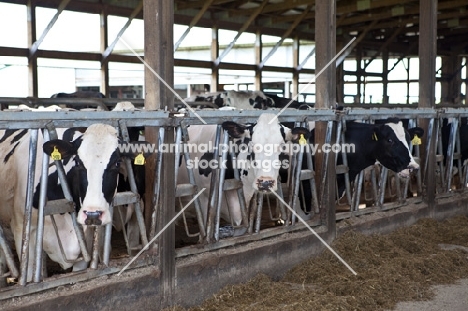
[222,113,309,193]
[372,119,424,178]
[43,124,121,226]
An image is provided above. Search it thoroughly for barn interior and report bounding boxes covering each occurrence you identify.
[1,1,468,310]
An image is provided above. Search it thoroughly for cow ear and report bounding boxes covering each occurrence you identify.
[408,127,424,139]
[290,127,311,143]
[43,139,77,159]
[222,121,246,138]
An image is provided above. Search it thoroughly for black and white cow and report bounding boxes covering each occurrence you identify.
[185,90,274,110]
[51,91,106,99]
[0,122,139,280]
[332,118,424,199]
[178,113,308,226]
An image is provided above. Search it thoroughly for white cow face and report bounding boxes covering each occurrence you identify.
[223,113,310,193]
[43,124,120,226]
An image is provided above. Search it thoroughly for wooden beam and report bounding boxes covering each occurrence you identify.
[214,0,269,66]
[363,25,406,70]
[102,1,143,62]
[174,0,215,51]
[297,46,315,72]
[259,5,312,68]
[315,0,336,233]
[335,19,378,67]
[29,0,70,57]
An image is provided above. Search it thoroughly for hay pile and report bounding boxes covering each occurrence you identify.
[167,216,468,311]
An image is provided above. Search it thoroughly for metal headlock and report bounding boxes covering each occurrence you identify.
[217,129,249,238]
[29,125,91,284]
[8,105,468,298]
[170,121,207,242]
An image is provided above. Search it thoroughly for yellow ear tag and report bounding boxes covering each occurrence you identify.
[412,135,422,145]
[51,146,62,161]
[299,134,307,145]
[372,133,378,141]
[134,152,145,166]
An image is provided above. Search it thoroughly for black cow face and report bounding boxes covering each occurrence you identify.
[372,121,423,178]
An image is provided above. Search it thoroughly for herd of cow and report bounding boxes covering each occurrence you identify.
[1,89,457,285]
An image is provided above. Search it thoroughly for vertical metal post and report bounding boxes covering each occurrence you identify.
[151,127,165,239]
[214,131,230,241]
[19,129,38,285]
[33,130,50,282]
[205,125,221,242]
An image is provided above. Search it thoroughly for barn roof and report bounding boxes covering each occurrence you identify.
[3,0,468,58]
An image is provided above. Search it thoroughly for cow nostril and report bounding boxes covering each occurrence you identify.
[257,179,275,191]
[84,210,103,226]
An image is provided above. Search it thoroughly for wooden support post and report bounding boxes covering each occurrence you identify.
[254,30,262,91]
[211,26,220,92]
[100,9,110,96]
[315,0,336,235]
[291,36,299,99]
[382,49,389,105]
[144,0,175,308]
[418,0,437,214]
[27,0,38,97]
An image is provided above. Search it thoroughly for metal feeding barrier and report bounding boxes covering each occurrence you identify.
[2,104,468,300]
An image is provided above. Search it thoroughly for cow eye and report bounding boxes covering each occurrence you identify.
[388,138,393,144]
[110,161,121,170]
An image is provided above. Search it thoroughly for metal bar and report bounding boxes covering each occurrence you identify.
[254,193,264,233]
[29,0,71,57]
[150,127,165,239]
[205,125,221,242]
[214,131,230,241]
[90,227,100,270]
[118,121,149,247]
[102,204,113,266]
[33,130,50,283]
[444,118,458,191]
[0,225,19,278]
[378,167,389,207]
[19,129,38,285]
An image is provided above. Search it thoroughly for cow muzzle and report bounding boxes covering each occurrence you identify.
[84,210,103,226]
[256,178,276,192]
[398,165,419,179]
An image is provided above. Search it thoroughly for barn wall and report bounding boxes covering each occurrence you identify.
[4,197,468,310]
